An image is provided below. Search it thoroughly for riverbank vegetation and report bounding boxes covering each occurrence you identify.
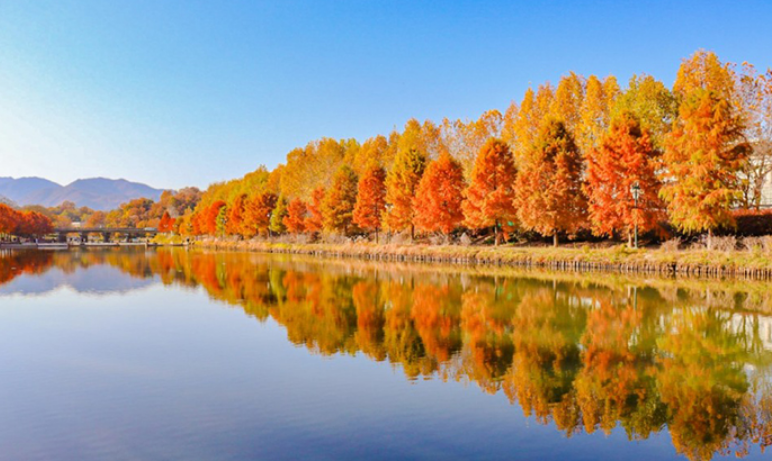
[190,235,772,279]
[165,50,772,252]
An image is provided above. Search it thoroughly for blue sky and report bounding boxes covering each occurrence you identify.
[0,1,770,190]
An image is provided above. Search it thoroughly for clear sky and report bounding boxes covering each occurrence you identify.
[0,0,770,190]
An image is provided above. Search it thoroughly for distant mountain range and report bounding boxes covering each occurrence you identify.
[0,177,165,211]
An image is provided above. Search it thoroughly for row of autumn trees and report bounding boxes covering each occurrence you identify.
[182,51,772,246]
[0,203,53,239]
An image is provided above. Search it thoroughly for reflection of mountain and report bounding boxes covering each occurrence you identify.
[0,265,156,296]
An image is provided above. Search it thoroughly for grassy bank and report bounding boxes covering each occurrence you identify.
[189,238,772,279]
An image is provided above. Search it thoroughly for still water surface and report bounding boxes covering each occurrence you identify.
[1,248,772,461]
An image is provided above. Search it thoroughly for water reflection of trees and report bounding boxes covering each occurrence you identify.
[0,249,54,285]
[3,248,772,459]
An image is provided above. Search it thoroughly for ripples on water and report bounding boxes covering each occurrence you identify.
[1,247,771,461]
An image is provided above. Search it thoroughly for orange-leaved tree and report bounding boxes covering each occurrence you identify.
[305,187,325,234]
[462,138,518,245]
[515,119,586,246]
[385,148,426,239]
[13,211,53,237]
[191,208,205,235]
[283,198,308,234]
[206,201,226,235]
[322,165,358,235]
[353,163,387,242]
[413,151,466,237]
[660,88,749,247]
[158,211,176,233]
[660,51,748,248]
[244,192,277,237]
[226,194,246,236]
[584,112,664,246]
[0,203,18,236]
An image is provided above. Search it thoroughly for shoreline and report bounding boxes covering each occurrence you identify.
[191,238,772,280]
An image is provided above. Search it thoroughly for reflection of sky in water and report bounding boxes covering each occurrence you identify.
[0,284,680,461]
[0,265,157,296]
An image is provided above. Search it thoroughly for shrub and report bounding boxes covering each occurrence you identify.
[742,236,766,253]
[710,235,737,252]
[428,234,448,246]
[744,235,772,255]
[386,232,411,245]
[720,209,772,236]
[661,238,681,252]
[323,233,350,245]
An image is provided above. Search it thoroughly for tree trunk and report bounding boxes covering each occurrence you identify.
[553,233,559,247]
[411,224,415,242]
[627,230,633,249]
[707,228,713,251]
[494,222,499,246]
[375,227,379,244]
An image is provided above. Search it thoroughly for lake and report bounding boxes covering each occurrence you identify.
[1,247,771,461]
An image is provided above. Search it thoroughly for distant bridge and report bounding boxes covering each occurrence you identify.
[53,227,158,243]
